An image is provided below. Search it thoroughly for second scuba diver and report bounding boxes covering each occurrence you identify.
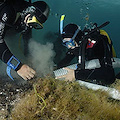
[56,16,116,85]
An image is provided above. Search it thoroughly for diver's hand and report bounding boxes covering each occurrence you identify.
[56,67,75,81]
[17,64,36,80]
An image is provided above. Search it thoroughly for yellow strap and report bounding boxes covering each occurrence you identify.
[100,30,116,57]
[60,15,65,21]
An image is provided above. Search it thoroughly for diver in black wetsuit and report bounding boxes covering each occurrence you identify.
[57,23,115,85]
[0,0,50,80]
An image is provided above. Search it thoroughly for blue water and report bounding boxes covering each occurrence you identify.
[30,0,120,54]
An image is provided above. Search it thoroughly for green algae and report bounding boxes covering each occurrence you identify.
[10,77,120,120]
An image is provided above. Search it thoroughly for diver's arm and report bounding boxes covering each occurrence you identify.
[55,67,75,81]
[0,21,35,80]
[0,21,15,64]
[57,51,75,69]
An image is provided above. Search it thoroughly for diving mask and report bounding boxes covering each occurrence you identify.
[27,15,43,29]
[62,39,76,49]
[62,27,81,49]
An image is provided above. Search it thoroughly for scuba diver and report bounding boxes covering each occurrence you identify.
[0,0,50,80]
[56,15,116,85]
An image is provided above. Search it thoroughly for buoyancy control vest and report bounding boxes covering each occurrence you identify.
[75,22,116,85]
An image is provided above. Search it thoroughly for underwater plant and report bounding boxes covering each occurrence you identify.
[9,77,120,120]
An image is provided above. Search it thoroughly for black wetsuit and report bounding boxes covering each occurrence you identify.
[0,1,29,71]
[57,47,79,68]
